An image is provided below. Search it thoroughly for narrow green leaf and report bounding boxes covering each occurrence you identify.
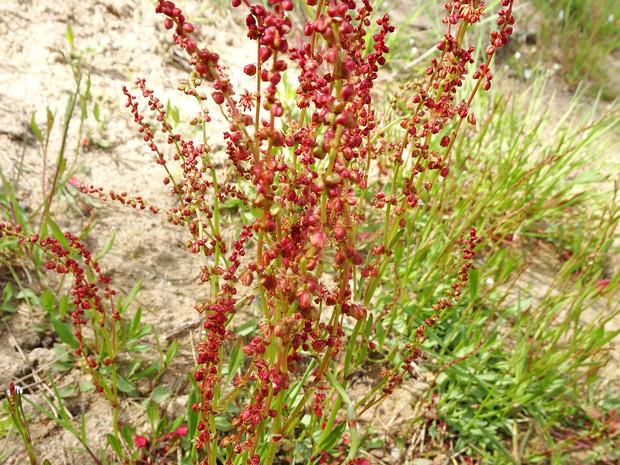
[93,102,100,122]
[95,231,116,261]
[84,74,91,101]
[3,282,14,302]
[167,415,185,434]
[46,108,55,138]
[146,400,159,428]
[166,339,178,366]
[120,281,142,313]
[388,228,405,250]
[46,218,70,250]
[155,416,169,436]
[187,388,199,439]
[129,306,142,336]
[128,343,151,352]
[66,24,74,48]
[59,295,67,317]
[316,420,346,452]
[107,434,123,457]
[133,365,158,380]
[469,267,479,302]
[226,338,244,382]
[80,406,87,442]
[30,114,43,143]
[121,425,135,447]
[235,320,257,337]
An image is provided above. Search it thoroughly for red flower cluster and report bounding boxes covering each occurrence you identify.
[0,222,118,396]
[97,0,513,462]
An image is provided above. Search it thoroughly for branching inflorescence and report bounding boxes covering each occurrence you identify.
[6,0,514,463]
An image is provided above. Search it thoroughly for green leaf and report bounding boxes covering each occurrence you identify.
[57,384,77,398]
[316,420,346,452]
[116,377,137,394]
[16,287,39,303]
[92,137,113,148]
[128,343,151,352]
[388,228,404,250]
[1,302,17,314]
[59,295,68,317]
[66,24,74,48]
[165,339,178,366]
[80,378,96,392]
[47,218,70,250]
[146,400,159,428]
[235,320,257,337]
[95,231,116,261]
[132,325,152,340]
[376,320,385,346]
[2,282,14,302]
[121,425,135,447]
[151,386,171,404]
[155,416,169,436]
[30,114,43,143]
[226,338,244,382]
[107,434,123,457]
[126,360,143,379]
[41,289,55,314]
[187,389,199,439]
[129,306,142,336]
[46,108,55,140]
[52,318,79,349]
[52,344,74,372]
[93,102,100,122]
[213,415,233,432]
[80,409,87,443]
[1,282,17,314]
[168,414,184,432]
[134,365,158,380]
[469,267,479,302]
[120,281,141,314]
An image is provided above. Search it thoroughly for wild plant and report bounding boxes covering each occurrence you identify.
[2,0,516,463]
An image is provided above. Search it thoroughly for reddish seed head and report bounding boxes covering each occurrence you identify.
[185,39,197,52]
[310,231,326,249]
[299,290,312,309]
[212,92,225,105]
[258,47,272,62]
[244,64,257,76]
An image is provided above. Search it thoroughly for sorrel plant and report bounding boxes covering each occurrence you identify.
[1,0,516,463]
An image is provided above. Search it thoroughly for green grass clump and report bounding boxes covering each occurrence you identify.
[373,73,620,463]
[531,0,620,94]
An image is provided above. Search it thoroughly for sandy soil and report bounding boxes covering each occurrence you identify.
[0,1,618,464]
